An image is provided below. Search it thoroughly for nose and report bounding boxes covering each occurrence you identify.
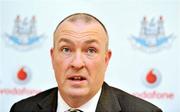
[70,51,85,70]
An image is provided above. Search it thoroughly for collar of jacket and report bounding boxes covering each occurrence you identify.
[96,82,122,112]
[37,87,58,112]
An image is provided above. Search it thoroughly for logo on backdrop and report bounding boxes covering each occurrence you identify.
[14,66,32,84]
[142,68,162,88]
[4,15,45,51]
[129,16,175,53]
[132,68,174,100]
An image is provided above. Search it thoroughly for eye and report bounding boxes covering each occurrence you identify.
[87,47,96,55]
[61,47,71,54]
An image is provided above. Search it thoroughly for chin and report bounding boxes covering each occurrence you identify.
[66,88,89,98]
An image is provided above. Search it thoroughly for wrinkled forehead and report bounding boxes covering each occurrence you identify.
[54,21,108,50]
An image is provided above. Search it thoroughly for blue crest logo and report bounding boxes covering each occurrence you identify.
[4,15,45,51]
[129,16,175,53]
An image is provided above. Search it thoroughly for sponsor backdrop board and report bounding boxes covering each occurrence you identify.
[0,0,179,112]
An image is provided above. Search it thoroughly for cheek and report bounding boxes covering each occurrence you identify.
[87,58,106,90]
[53,57,68,79]
[53,57,63,71]
[53,55,69,69]
[87,56,106,79]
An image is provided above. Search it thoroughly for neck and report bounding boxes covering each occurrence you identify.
[63,93,95,108]
[59,90,100,108]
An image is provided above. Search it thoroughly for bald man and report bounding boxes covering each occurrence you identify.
[10,13,162,112]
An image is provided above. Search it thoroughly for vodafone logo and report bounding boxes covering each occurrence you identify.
[142,68,162,88]
[14,66,31,84]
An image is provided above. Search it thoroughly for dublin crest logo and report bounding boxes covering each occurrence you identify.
[129,16,175,53]
[4,15,45,51]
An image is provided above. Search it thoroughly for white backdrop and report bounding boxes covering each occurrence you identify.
[0,0,180,112]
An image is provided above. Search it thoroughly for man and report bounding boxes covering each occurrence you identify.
[10,13,162,112]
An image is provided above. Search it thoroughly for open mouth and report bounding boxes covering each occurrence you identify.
[68,76,86,81]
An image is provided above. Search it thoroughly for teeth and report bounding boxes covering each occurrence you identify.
[73,77,81,80]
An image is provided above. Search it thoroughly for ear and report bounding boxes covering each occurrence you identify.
[50,48,54,67]
[50,48,54,59]
[105,50,112,65]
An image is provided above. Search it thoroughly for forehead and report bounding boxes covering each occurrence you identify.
[54,21,107,43]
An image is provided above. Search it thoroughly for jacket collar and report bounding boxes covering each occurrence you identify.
[37,87,58,112]
[96,82,122,112]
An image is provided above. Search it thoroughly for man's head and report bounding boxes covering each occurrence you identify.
[51,13,112,107]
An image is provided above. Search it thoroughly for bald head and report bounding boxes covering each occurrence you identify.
[53,13,109,50]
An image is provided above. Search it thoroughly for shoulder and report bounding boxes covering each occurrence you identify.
[104,83,162,112]
[13,87,58,105]
[10,87,58,112]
